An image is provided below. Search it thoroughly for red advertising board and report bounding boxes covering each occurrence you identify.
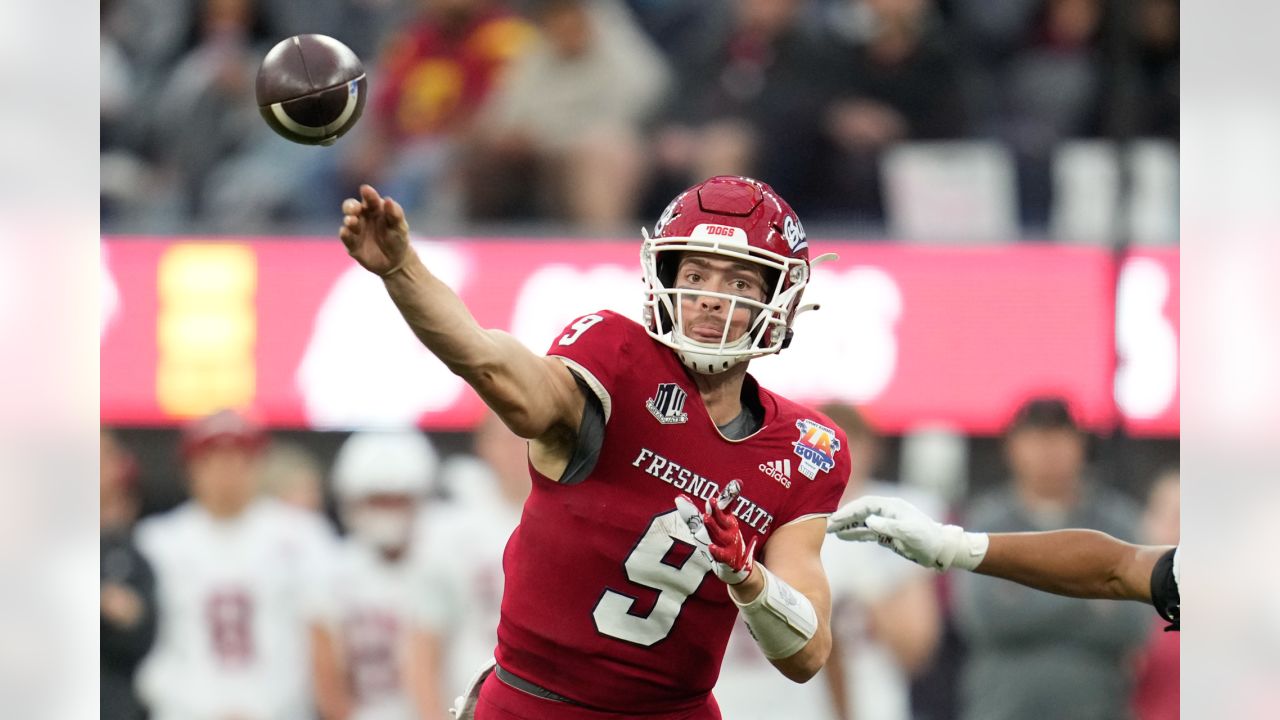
[101,238,1178,436]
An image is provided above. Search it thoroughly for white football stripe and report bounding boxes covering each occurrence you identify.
[268,76,364,138]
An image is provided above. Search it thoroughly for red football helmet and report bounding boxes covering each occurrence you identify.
[641,175,830,374]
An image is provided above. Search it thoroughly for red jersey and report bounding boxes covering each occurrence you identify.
[494,311,850,714]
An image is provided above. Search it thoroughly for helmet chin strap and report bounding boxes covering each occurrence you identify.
[670,330,753,375]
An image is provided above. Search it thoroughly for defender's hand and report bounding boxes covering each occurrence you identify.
[827,495,987,571]
[339,184,413,277]
[675,493,755,585]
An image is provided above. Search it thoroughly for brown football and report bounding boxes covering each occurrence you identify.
[255,34,367,146]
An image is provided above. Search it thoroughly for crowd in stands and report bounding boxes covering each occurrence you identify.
[101,0,1178,237]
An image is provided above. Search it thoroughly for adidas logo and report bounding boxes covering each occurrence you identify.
[759,460,791,488]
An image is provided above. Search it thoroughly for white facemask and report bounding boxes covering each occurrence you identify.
[347,506,414,552]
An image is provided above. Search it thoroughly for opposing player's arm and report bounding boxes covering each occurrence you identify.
[739,518,833,683]
[339,185,582,439]
[978,531,1171,603]
[829,496,1173,603]
[310,623,353,720]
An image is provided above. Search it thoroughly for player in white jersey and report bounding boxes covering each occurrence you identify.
[406,412,529,719]
[312,429,440,720]
[134,410,338,720]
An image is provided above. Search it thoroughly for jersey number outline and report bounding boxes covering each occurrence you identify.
[558,314,604,346]
[592,509,712,646]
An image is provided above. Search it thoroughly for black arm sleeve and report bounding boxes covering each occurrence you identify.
[1149,546,1180,631]
[558,369,606,486]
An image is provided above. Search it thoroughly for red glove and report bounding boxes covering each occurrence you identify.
[675,491,756,585]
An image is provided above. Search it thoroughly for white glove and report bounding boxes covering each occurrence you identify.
[826,495,988,571]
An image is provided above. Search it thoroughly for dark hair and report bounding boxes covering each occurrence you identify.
[1006,396,1079,435]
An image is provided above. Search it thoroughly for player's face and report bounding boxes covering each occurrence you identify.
[188,444,260,518]
[1006,428,1085,492]
[674,253,767,344]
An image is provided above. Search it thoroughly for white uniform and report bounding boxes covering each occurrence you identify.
[320,540,418,720]
[411,458,519,698]
[134,498,336,720]
[822,481,944,720]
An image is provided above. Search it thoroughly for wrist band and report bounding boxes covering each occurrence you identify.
[733,564,817,660]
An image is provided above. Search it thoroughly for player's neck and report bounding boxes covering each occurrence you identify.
[691,363,749,426]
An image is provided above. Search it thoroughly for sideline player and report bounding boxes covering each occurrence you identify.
[134,410,338,719]
[337,175,852,718]
[312,429,440,720]
[827,495,1180,630]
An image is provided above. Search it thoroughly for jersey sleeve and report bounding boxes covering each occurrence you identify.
[544,310,636,424]
[775,423,851,531]
[1150,545,1180,631]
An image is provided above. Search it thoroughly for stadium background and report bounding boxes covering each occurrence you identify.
[100,0,1179,718]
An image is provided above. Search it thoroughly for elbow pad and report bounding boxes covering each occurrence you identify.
[732,565,818,659]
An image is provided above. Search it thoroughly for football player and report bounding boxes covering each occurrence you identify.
[338,175,852,718]
[827,495,1180,631]
[312,429,440,720]
[134,409,338,720]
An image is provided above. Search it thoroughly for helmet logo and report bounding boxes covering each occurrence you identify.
[783,215,807,252]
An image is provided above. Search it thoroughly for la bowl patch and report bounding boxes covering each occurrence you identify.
[792,419,840,480]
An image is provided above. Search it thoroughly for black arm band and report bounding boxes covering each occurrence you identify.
[1149,547,1180,631]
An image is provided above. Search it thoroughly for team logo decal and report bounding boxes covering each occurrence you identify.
[782,215,807,253]
[792,419,840,480]
[646,383,689,424]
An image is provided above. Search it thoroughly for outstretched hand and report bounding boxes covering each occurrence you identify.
[339,184,412,277]
[827,495,987,571]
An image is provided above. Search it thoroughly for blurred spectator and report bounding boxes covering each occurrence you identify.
[296,0,534,228]
[819,404,943,720]
[464,0,671,230]
[1131,466,1179,720]
[101,429,158,720]
[1126,0,1178,140]
[1001,0,1106,228]
[650,0,834,213]
[816,0,966,222]
[257,440,327,515]
[312,430,439,720]
[406,412,530,719]
[137,0,271,226]
[952,397,1149,720]
[134,409,338,720]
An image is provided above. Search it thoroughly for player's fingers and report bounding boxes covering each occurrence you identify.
[341,198,362,216]
[836,528,881,542]
[339,227,358,250]
[384,196,406,227]
[359,184,383,215]
[865,515,900,537]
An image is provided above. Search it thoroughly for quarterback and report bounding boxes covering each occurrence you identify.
[338,175,851,718]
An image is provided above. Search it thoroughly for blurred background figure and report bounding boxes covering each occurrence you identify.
[101,428,158,720]
[464,0,670,230]
[133,409,338,720]
[296,0,534,229]
[256,440,328,515]
[816,0,965,222]
[406,412,530,719]
[820,404,943,720]
[952,397,1149,720]
[312,429,440,720]
[1131,466,1179,720]
[649,0,833,215]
